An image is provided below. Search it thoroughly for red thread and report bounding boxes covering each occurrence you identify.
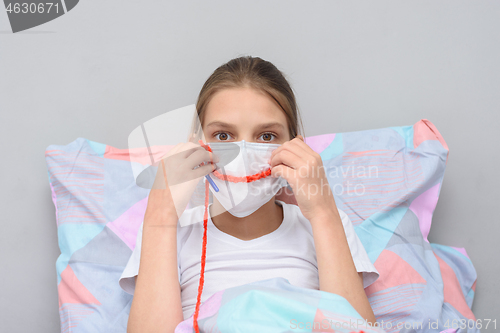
[191,140,271,332]
[212,168,271,183]
[192,178,209,333]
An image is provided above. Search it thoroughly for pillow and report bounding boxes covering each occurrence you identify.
[45,118,477,332]
[304,119,478,328]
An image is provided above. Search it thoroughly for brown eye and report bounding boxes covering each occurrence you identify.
[260,133,275,141]
[216,132,230,141]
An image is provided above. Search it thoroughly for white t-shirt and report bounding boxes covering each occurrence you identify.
[118,200,379,320]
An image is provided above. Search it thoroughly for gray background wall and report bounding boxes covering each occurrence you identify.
[1,0,498,331]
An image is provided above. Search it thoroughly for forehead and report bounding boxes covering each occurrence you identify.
[203,87,287,125]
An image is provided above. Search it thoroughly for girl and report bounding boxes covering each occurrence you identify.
[119,56,379,332]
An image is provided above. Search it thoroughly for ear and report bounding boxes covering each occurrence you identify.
[275,186,298,205]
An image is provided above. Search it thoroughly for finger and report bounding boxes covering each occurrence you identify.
[178,144,206,159]
[163,142,199,162]
[191,162,217,179]
[292,135,318,156]
[269,141,306,165]
[159,146,197,168]
[173,141,197,154]
[269,148,304,170]
[270,140,307,163]
[271,164,297,182]
[170,144,209,164]
[270,164,293,181]
[186,149,218,169]
[281,138,311,158]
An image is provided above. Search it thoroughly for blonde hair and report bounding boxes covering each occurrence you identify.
[191,55,305,141]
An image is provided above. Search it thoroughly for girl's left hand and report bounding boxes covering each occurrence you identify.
[269,135,338,223]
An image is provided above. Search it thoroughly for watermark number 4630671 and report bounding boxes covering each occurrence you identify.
[3,0,79,33]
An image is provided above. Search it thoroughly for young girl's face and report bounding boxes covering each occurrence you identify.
[202,87,291,144]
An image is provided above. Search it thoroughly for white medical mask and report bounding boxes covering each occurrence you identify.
[206,140,288,218]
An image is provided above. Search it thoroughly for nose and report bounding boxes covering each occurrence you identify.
[239,134,257,142]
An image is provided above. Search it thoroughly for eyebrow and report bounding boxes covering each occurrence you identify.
[205,121,285,131]
[205,121,234,129]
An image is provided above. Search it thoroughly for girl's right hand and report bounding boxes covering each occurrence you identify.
[146,141,218,223]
